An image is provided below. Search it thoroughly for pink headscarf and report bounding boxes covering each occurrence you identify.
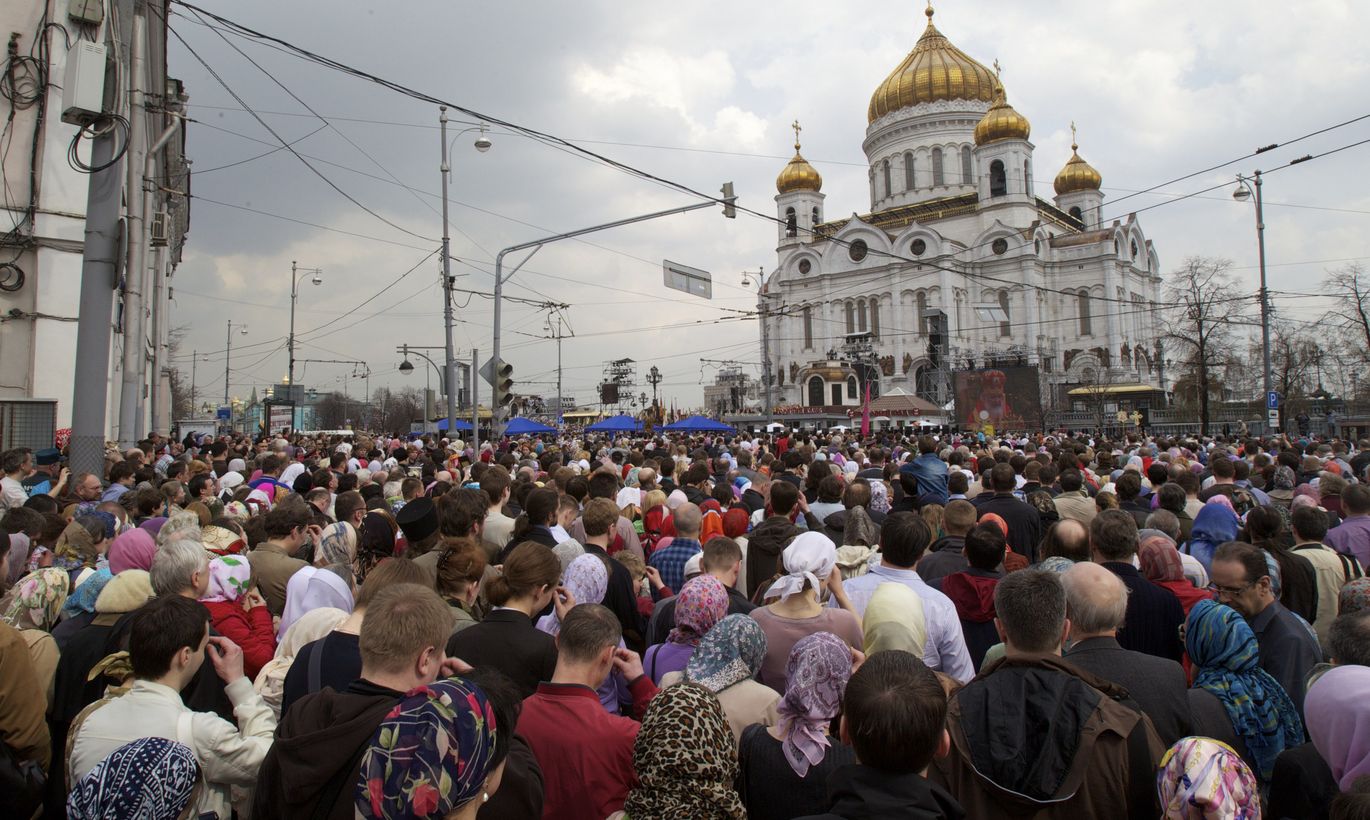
[108,529,157,574]
[1205,494,1236,513]
[201,555,252,603]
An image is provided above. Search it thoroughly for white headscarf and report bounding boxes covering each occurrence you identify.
[765,531,837,602]
[277,567,354,639]
[253,606,348,720]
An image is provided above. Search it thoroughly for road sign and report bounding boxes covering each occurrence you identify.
[216,406,230,421]
[662,260,713,300]
[1268,391,1279,409]
[1267,408,1281,428]
[479,357,496,386]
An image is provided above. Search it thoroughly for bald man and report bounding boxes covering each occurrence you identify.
[1062,562,1192,747]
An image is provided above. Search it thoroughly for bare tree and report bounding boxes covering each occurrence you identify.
[1075,365,1119,435]
[1270,322,1326,427]
[373,387,423,434]
[167,325,193,421]
[1164,257,1249,436]
[1324,263,1370,361]
[312,392,352,429]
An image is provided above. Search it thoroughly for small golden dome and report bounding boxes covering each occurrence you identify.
[776,121,823,194]
[1054,126,1102,195]
[867,4,1000,124]
[974,90,1031,145]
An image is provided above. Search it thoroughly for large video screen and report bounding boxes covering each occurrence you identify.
[953,366,1042,432]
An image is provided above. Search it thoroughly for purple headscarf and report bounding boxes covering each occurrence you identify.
[668,575,728,646]
[138,517,168,537]
[108,529,157,575]
[775,631,852,777]
[537,554,608,636]
[6,534,30,585]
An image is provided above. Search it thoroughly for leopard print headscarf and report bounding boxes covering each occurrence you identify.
[622,682,745,819]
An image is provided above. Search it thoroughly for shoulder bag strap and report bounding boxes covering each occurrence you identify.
[307,636,327,694]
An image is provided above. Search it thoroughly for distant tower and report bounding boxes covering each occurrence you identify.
[972,60,1034,204]
[1054,122,1104,228]
[775,120,825,246]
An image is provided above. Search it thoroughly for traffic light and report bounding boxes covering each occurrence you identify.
[721,181,736,219]
[494,359,514,407]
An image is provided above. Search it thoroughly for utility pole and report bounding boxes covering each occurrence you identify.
[70,0,135,475]
[190,350,197,411]
[741,267,774,425]
[470,348,479,454]
[116,1,149,446]
[1234,171,1274,431]
[439,107,458,437]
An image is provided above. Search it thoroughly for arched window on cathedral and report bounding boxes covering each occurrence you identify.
[916,291,928,333]
[808,376,825,407]
[882,159,891,198]
[1069,206,1084,224]
[803,306,813,349]
[932,148,945,187]
[847,376,858,400]
[785,207,797,237]
[1024,159,1032,196]
[812,206,820,228]
[904,152,915,189]
[961,146,973,184]
[989,160,1007,197]
[870,298,880,339]
[845,301,855,334]
[857,298,868,332]
[1078,291,1092,335]
[998,290,1012,337]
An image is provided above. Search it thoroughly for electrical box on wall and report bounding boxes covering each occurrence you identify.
[68,0,104,26]
[61,41,107,125]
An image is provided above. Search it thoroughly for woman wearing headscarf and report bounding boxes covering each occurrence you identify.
[66,737,201,820]
[662,613,779,743]
[52,517,103,577]
[1155,736,1261,820]
[1185,598,1304,782]
[106,527,156,575]
[276,564,355,640]
[252,606,349,721]
[1306,665,1370,795]
[1,567,68,704]
[644,574,729,684]
[862,582,928,656]
[737,632,857,820]
[6,532,31,586]
[1267,465,1297,509]
[750,531,862,692]
[200,554,276,680]
[316,520,357,569]
[1184,504,1242,575]
[535,552,630,714]
[1340,576,1370,616]
[613,682,746,820]
[355,678,502,820]
[53,567,112,649]
[1139,533,1213,617]
[355,511,398,584]
[552,539,585,574]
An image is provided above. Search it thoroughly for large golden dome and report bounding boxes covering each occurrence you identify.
[776,123,823,194]
[1054,128,1102,195]
[974,90,1031,145]
[867,5,1000,124]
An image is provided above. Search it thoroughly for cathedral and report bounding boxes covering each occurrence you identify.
[761,4,1164,416]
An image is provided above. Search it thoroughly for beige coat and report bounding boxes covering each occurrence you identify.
[660,670,781,744]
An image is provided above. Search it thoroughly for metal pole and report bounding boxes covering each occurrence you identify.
[439,107,458,438]
[555,315,563,423]
[223,320,232,405]
[1254,171,1275,431]
[117,4,148,446]
[760,285,774,425]
[471,348,479,456]
[288,260,297,385]
[144,118,179,434]
[190,350,197,411]
[70,0,133,475]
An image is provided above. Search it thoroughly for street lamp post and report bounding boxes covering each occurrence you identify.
[741,267,775,426]
[224,320,247,405]
[399,344,448,433]
[647,365,662,422]
[1233,171,1274,430]
[439,107,492,438]
[288,261,323,387]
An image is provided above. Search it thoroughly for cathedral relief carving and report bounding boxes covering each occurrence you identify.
[880,355,896,377]
[902,352,914,374]
[1063,349,1081,371]
[789,362,800,383]
[1120,342,1131,364]
[776,363,784,385]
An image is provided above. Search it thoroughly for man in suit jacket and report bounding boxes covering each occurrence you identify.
[1061,562,1192,747]
[1091,510,1185,662]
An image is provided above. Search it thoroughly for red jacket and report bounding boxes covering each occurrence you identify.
[203,599,277,680]
[520,675,657,820]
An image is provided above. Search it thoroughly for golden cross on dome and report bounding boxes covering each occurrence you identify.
[1070,121,1078,150]
[926,1,934,20]
[993,58,1002,79]
[792,119,802,151]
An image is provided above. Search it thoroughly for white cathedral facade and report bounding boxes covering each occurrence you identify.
[761,5,1164,414]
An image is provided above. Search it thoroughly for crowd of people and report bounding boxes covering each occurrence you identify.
[1,424,1369,818]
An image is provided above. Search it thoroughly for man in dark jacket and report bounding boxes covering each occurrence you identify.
[974,464,1044,562]
[917,500,976,585]
[1062,562,1192,746]
[931,521,1004,672]
[744,480,820,599]
[929,570,1164,819]
[1090,510,1185,662]
[796,651,963,820]
[901,437,949,506]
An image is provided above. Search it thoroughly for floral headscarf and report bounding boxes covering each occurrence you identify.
[201,525,247,557]
[684,613,767,694]
[62,567,112,620]
[537,554,608,636]
[868,479,890,514]
[1139,534,1185,583]
[317,521,358,567]
[1340,577,1370,616]
[86,511,119,541]
[108,528,157,575]
[775,631,852,777]
[668,574,729,646]
[1272,466,1296,491]
[622,682,746,820]
[1156,737,1260,820]
[552,539,585,574]
[2,568,70,631]
[356,678,499,819]
[67,737,200,820]
[54,521,99,569]
[1186,599,1303,781]
[201,555,252,604]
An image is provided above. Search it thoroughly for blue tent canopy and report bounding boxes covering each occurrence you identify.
[585,414,643,433]
[503,417,556,435]
[434,418,473,432]
[660,415,736,433]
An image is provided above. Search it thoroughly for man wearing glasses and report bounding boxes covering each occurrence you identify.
[1209,540,1323,715]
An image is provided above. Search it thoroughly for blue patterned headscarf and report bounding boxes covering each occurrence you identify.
[1186,599,1304,782]
[62,568,113,620]
[684,613,767,694]
[67,737,200,819]
[356,678,499,819]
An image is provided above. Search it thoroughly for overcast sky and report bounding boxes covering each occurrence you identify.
[165,0,1370,413]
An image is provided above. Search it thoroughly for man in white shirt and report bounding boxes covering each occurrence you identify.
[69,595,276,819]
[480,468,516,558]
[834,511,975,683]
[0,447,32,511]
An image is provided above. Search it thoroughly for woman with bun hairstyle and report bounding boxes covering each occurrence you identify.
[446,541,570,698]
